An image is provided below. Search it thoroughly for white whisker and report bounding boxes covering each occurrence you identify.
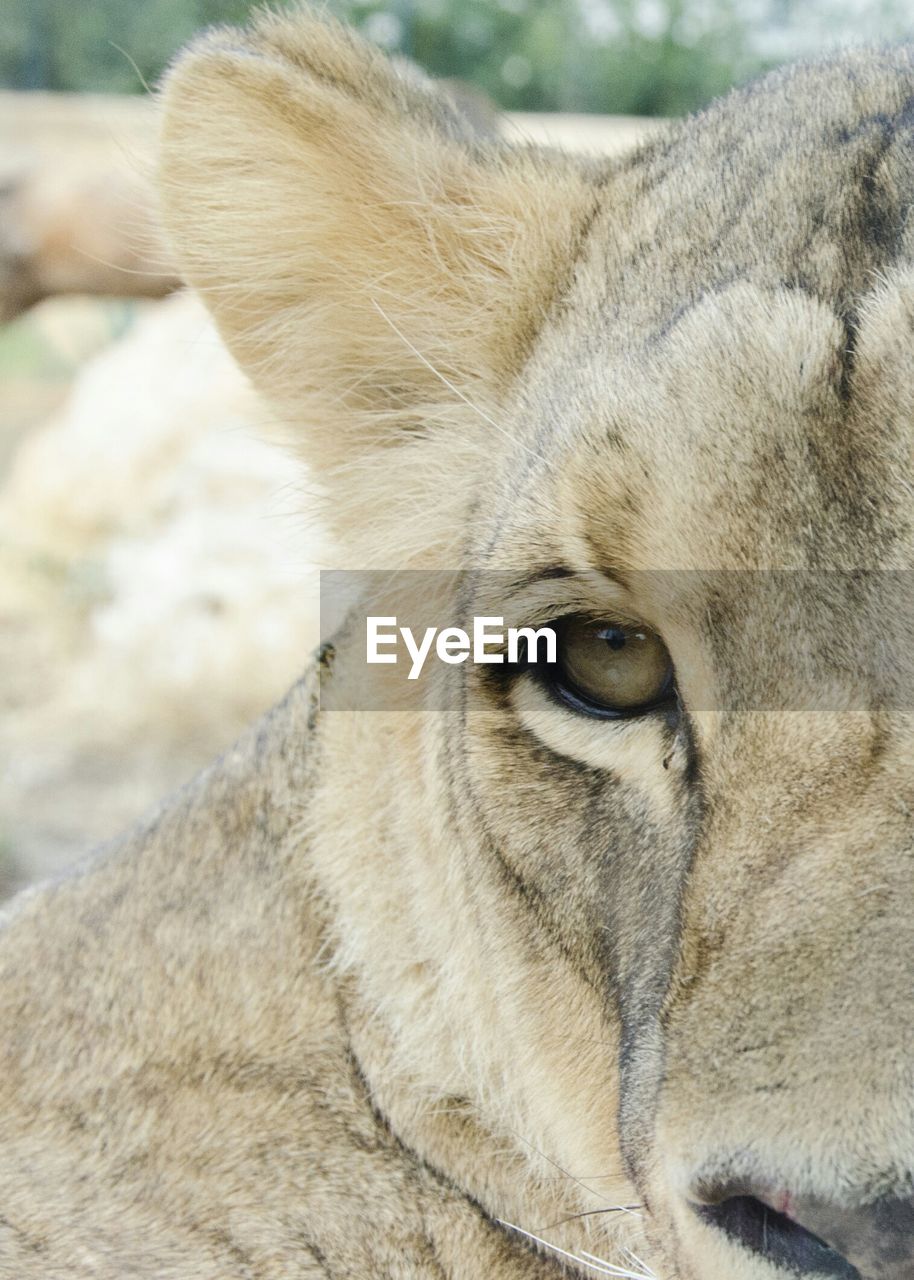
[498,1220,656,1280]
[619,1244,658,1277]
[581,1249,650,1280]
[582,1247,658,1280]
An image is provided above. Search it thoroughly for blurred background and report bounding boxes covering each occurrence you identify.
[1,0,912,898]
[4,0,914,114]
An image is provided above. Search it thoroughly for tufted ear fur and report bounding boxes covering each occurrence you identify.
[158,8,598,561]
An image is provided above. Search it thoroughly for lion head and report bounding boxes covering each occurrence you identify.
[160,14,914,1277]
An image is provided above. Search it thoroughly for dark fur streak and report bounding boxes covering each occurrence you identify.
[199,1226,258,1277]
[297,1235,338,1277]
[0,1214,46,1254]
[483,823,606,1001]
[341,1018,514,1259]
[838,311,859,403]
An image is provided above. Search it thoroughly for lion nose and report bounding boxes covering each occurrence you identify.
[694,1194,860,1278]
[692,1184,914,1279]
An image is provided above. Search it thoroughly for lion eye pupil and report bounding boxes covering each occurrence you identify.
[599,626,627,651]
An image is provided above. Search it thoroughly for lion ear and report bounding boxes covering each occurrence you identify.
[157,11,597,481]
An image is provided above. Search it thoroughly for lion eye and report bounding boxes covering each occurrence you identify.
[550,617,675,717]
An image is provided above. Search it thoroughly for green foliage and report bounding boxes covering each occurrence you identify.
[332,0,755,114]
[0,0,256,94]
[0,0,910,115]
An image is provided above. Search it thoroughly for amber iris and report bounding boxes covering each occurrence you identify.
[553,617,674,715]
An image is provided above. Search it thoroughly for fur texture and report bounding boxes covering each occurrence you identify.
[1,8,914,1278]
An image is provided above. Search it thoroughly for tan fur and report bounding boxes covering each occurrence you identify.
[1,8,914,1278]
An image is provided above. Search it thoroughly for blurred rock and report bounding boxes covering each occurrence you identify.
[0,294,150,471]
[0,292,320,893]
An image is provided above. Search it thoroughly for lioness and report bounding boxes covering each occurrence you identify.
[1,9,913,1279]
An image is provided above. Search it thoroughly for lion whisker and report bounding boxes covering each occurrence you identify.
[538,1205,644,1232]
[617,1243,660,1278]
[582,1246,659,1280]
[509,1130,625,1205]
[538,1172,627,1181]
[497,1220,656,1279]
